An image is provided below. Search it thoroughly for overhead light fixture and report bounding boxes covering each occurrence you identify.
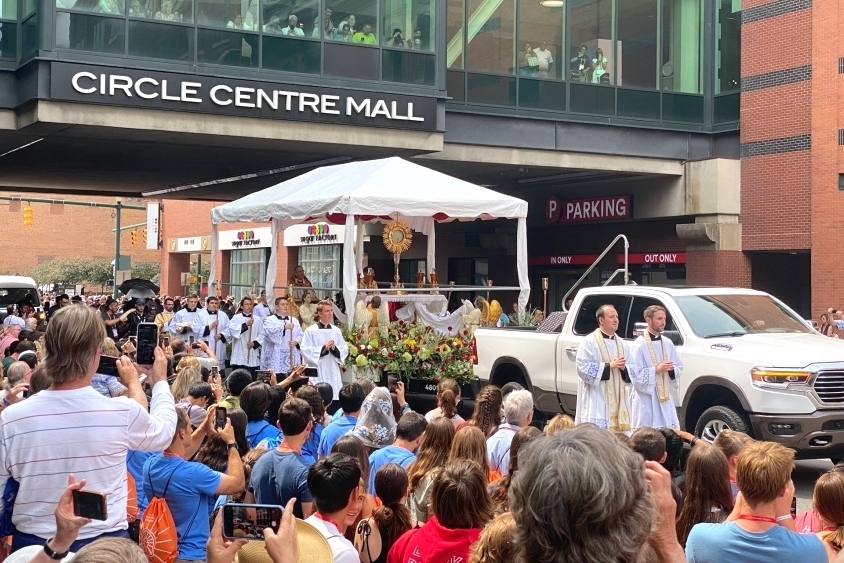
[541,0,565,6]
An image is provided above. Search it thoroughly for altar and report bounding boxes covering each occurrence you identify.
[208,157,530,323]
[361,292,449,315]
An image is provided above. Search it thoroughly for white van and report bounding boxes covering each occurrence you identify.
[0,276,42,319]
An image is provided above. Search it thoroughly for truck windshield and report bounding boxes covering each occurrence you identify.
[675,294,811,338]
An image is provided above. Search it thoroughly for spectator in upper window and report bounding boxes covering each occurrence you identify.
[279,14,304,35]
[353,23,376,44]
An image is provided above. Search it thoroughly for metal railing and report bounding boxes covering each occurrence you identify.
[561,234,630,312]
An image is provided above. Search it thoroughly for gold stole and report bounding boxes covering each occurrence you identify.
[592,329,631,432]
[644,331,670,403]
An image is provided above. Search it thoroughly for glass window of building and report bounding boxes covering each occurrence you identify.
[56,12,125,53]
[323,0,378,43]
[262,0,319,36]
[661,0,702,93]
[0,0,15,18]
[0,21,15,59]
[466,0,515,74]
[517,0,564,80]
[124,0,193,21]
[382,0,432,50]
[715,0,740,92]
[299,245,341,298]
[230,249,267,301]
[57,0,123,14]
[197,0,258,28]
[446,0,463,67]
[568,0,612,85]
[616,0,656,89]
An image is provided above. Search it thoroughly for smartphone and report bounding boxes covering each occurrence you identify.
[72,490,108,521]
[387,374,398,394]
[222,503,283,541]
[159,333,170,348]
[791,496,797,518]
[215,406,227,429]
[97,355,120,377]
[136,323,158,365]
[210,366,219,379]
[190,335,200,349]
[256,370,270,383]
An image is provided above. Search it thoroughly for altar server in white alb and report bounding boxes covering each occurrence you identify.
[575,304,636,434]
[165,293,204,341]
[301,299,348,401]
[198,295,229,362]
[225,295,264,377]
[630,305,683,429]
[261,295,303,375]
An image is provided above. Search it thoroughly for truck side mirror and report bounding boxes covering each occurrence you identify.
[632,322,647,338]
[663,330,683,346]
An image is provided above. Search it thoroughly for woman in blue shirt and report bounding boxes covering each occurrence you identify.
[241,382,283,449]
[296,386,326,464]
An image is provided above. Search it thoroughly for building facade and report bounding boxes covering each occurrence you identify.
[9,0,828,316]
[0,192,159,282]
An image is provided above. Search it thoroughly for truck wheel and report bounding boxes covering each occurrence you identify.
[694,405,751,443]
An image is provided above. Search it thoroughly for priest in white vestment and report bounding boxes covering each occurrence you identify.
[198,296,230,362]
[630,305,683,429]
[225,295,264,378]
[262,296,303,375]
[165,294,204,341]
[301,299,348,402]
[575,304,636,434]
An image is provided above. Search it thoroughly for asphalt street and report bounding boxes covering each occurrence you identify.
[794,458,835,513]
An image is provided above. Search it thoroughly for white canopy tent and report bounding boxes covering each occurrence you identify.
[209,157,530,315]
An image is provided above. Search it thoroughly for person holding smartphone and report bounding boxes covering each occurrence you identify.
[0,306,177,554]
[143,409,245,562]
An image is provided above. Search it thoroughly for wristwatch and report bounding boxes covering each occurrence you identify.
[43,538,69,560]
[227,442,238,450]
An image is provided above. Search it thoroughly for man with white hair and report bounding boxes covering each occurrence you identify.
[486,388,533,476]
[1,361,31,403]
[24,318,37,331]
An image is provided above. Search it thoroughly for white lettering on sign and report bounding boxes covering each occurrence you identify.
[550,256,572,265]
[69,71,427,123]
[565,197,628,221]
[644,253,678,264]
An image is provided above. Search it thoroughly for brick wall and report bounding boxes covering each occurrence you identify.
[808,0,844,318]
[686,250,751,287]
[740,0,813,254]
[159,200,294,297]
[0,192,159,282]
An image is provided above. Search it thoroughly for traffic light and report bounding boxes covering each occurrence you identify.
[22,205,32,228]
[142,229,147,245]
[130,230,138,245]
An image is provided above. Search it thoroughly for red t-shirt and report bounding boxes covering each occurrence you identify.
[387,516,481,563]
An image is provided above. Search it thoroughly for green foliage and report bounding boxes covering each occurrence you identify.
[27,258,161,287]
[28,258,113,286]
[133,262,161,284]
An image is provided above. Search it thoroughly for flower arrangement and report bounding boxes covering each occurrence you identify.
[342,320,474,384]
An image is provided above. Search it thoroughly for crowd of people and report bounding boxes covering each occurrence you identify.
[3,290,844,563]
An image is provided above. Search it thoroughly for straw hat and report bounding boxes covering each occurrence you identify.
[235,518,333,563]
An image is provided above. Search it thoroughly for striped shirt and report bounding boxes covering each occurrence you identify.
[0,381,177,539]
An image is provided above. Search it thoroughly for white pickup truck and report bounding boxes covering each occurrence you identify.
[473,286,844,460]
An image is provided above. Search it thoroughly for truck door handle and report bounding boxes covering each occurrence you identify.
[565,347,578,355]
